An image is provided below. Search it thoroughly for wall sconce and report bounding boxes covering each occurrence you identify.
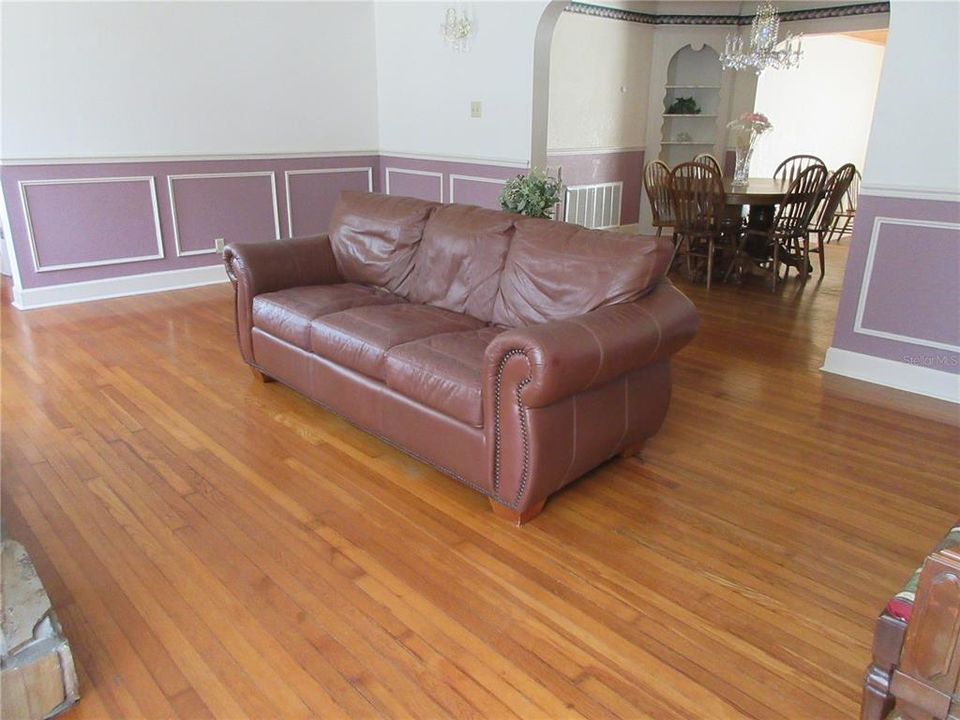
[441,7,475,52]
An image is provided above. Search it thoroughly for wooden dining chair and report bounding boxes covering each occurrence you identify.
[643,160,675,238]
[693,153,724,178]
[827,167,861,243]
[774,154,826,184]
[668,161,729,289]
[739,164,828,290]
[804,163,857,279]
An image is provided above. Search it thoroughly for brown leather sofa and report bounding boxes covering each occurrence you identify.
[224,192,699,523]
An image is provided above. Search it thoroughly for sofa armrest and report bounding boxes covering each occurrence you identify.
[223,235,342,297]
[483,280,699,409]
[223,235,343,366]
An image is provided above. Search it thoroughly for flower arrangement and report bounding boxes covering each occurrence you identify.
[498,168,564,219]
[726,111,773,185]
[727,111,773,149]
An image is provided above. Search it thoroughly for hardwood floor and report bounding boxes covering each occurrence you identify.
[2,243,957,719]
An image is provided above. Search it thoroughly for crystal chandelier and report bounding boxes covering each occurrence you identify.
[440,7,474,53]
[721,2,802,74]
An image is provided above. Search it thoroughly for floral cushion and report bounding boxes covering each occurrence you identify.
[886,521,960,622]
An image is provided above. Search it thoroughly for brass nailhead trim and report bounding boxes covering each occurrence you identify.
[493,350,532,510]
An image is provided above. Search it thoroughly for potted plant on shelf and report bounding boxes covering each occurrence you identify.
[499,168,564,219]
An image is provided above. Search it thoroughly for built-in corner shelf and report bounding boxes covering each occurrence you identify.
[659,45,723,165]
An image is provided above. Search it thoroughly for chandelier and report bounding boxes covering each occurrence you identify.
[720,2,802,74]
[440,7,474,53]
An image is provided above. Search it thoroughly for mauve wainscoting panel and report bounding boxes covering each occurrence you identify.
[384,167,444,203]
[380,156,518,210]
[170,173,279,255]
[832,193,960,373]
[0,155,380,290]
[859,218,959,349]
[448,175,507,209]
[286,168,373,237]
[20,177,162,270]
[546,150,644,225]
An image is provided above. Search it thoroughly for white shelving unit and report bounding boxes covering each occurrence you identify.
[639,33,739,234]
[659,46,723,167]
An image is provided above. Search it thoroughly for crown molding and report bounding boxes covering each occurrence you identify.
[565,2,890,26]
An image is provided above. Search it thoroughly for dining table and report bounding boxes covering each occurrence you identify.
[723,177,791,230]
[721,176,812,273]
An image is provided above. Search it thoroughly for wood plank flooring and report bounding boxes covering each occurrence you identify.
[2,243,958,719]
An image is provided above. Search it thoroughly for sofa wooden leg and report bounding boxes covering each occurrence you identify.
[250,367,275,383]
[489,498,546,526]
[619,440,646,459]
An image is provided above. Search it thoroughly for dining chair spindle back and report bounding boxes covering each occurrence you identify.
[774,154,826,184]
[693,153,724,178]
[740,164,828,291]
[669,161,728,289]
[805,163,857,279]
[828,167,861,243]
[643,160,675,237]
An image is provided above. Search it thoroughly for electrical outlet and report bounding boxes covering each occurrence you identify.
[470,101,482,118]
[214,237,225,254]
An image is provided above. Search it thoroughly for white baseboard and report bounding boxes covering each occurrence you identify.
[821,347,960,404]
[12,263,229,310]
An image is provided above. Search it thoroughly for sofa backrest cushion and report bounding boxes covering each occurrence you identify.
[406,204,517,322]
[492,218,674,327]
[329,191,438,296]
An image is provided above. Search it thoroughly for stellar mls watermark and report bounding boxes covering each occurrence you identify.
[902,355,960,369]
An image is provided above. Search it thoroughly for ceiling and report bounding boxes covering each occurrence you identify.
[842,28,889,45]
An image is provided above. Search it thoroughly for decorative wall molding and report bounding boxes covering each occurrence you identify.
[0,150,381,166]
[854,216,960,353]
[13,263,228,311]
[2,150,528,170]
[565,1,890,26]
[384,167,444,202]
[859,183,960,203]
[448,174,506,205]
[0,181,26,295]
[168,171,280,257]
[380,151,529,168]
[822,347,959,404]
[18,176,164,272]
[546,146,645,156]
[284,167,373,236]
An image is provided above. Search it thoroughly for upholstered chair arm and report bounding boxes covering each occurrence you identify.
[223,235,343,366]
[481,280,698,515]
[223,235,342,297]
[483,280,699,410]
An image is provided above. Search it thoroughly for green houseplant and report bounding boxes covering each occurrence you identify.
[498,168,564,219]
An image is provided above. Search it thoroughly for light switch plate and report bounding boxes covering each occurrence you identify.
[470,101,482,118]
[214,238,225,254]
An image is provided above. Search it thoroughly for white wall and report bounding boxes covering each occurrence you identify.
[862,0,960,193]
[547,13,653,151]
[375,1,551,164]
[751,34,884,176]
[0,1,380,159]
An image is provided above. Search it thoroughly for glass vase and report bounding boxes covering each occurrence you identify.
[733,139,756,186]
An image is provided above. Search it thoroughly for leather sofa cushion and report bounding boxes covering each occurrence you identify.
[405,204,516,322]
[310,304,485,381]
[329,191,438,296]
[492,218,674,327]
[252,284,403,349]
[385,327,504,428]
